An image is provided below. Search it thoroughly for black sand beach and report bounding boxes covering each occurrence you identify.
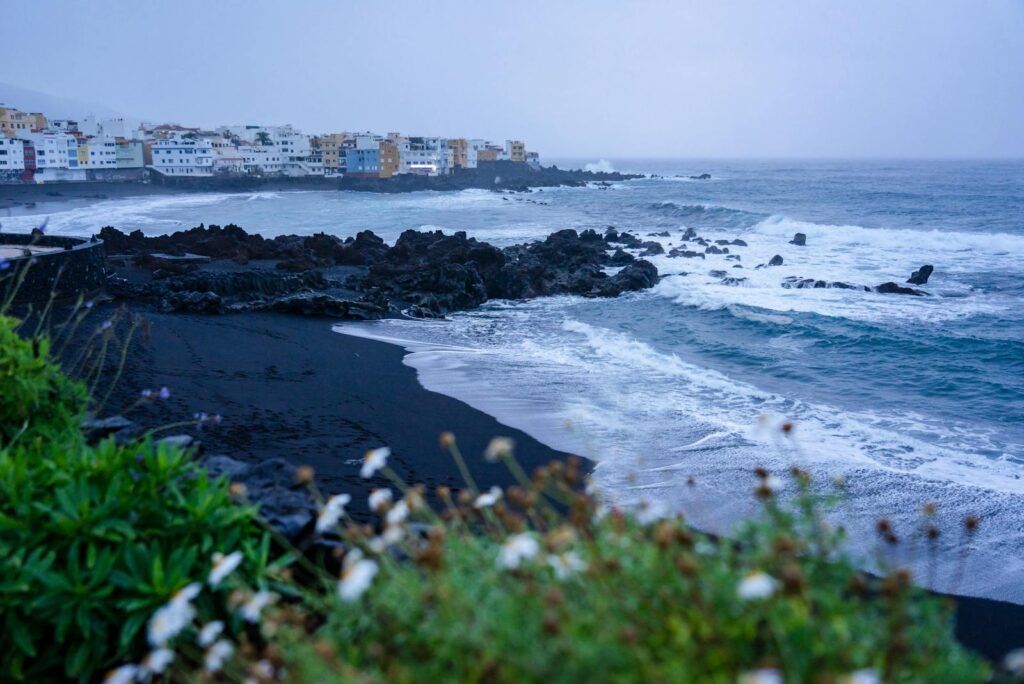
[106,309,572,518]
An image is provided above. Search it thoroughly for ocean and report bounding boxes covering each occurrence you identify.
[6,158,1024,602]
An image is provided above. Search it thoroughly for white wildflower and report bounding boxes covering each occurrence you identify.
[385,499,409,527]
[763,475,784,493]
[474,485,503,509]
[360,447,390,478]
[1007,649,1024,673]
[483,436,515,462]
[383,524,403,544]
[840,670,881,684]
[147,586,199,647]
[339,558,379,602]
[547,551,586,580]
[367,536,386,555]
[635,499,670,525]
[103,665,139,684]
[739,669,783,684]
[368,487,393,512]
[208,551,243,587]
[315,493,352,533]
[497,533,540,570]
[368,525,404,554]
[738,571,778,601]
[140,648,175,676]
[240,590,275,623]
[254,660,275,678]
[197,620,224,647]
[344,548,365,566]
[203,639,235,673]
[175,582,202,602]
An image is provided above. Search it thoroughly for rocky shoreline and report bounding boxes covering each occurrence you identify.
[101,223,661,319]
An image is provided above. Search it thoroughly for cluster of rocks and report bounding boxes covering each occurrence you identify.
[101,224,389,272]
[103,224,660,319]
[655,226,936,296]
[346,227,659,317]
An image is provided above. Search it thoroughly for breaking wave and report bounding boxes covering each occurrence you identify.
[645,201,766,229]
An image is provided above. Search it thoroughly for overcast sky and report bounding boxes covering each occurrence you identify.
[2,0,1022,158]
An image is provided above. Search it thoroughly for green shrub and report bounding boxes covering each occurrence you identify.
[0,315,87,447]
[0,436,269,681]
[0,314,270,682]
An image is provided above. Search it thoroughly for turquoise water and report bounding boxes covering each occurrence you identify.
[7,159,1024,600]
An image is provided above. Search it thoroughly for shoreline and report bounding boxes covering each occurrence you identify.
[104,309,578,518]
[0,162,641,211]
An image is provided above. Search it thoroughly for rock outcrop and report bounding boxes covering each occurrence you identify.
[876,282,927,296]
[907,265,934,285]
[104,225,661,319]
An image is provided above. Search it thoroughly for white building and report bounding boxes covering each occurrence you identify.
[22,131,76,169]
[216,125,320,176]
[399,136,449,176]
[467,139,492,169]
[150,136,215,176]
[49,119,79,133]
[237,145,285,175]
[213,147,245,174]
[0,137,25,172]
[79,115,143,140]
[80,136,118,169]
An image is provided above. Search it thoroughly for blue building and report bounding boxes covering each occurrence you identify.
[346,146,380,177]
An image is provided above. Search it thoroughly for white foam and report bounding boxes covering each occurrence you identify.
[584,159,616,173]
[334,309,1024,602]
[637,214,1020,325]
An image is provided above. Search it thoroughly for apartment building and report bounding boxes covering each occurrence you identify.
[150,136,215,176]
[0,137,25,172]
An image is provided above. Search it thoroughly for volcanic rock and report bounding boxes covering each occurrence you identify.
[876,282,927,296]
[907,265,934,285]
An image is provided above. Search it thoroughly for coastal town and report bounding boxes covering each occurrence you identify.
[0,102,539,184]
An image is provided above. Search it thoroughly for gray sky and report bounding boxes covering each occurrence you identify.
[2,0,1023,158]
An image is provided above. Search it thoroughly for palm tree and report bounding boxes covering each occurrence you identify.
[255,131,272,146]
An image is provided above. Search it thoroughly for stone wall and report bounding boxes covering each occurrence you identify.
[0,233,106,304]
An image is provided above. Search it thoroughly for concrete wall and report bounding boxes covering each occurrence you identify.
[0,232,107,304]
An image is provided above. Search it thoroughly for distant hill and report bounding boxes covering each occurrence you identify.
[0,81,133,121]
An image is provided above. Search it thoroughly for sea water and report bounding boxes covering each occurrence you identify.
[8,159,1023,602]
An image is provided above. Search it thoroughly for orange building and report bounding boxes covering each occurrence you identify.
[506,139,526,162]
[379,140,398,178]
[319,133,347,172]
[0,106,32,137]
[476,147,499,162]
[448,138,469,168]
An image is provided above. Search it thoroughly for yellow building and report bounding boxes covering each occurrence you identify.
[77,143,89,166]
[379,140,398,178]
[320,133,347,172]
[0,106,32,137]
[506,140,526,162]
[476,147,499,162]
[448,138,469,168]
[28,112,47,131]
